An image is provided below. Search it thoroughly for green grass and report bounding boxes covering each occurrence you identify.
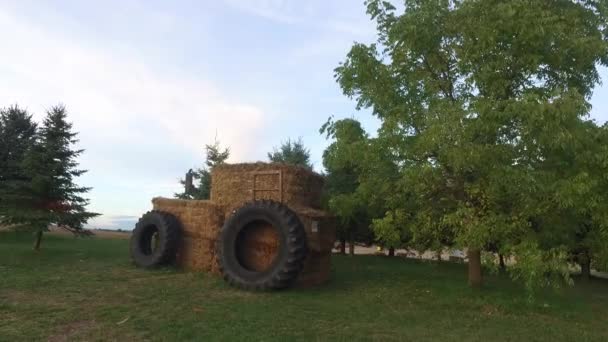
[1,233,607,341]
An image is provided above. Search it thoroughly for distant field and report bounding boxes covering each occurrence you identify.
[49,227,131,240]
[1,233,607,341]
[0,226,131,239]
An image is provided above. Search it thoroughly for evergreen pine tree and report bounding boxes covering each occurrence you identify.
[18,105,98,250]
[267,137,312,169]
[0,105,37,228]
[175,139,230,200]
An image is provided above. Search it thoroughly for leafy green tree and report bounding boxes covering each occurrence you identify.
[536,121,608,282]
[321,117,404,256]
[336,0,608,288]
[0,105,37,228]
[176,139,230,200]
[5,105,98,250]
[321,118,371,255]
[268,137,312,169]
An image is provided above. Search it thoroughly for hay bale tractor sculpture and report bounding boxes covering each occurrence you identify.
[129,163,336,290]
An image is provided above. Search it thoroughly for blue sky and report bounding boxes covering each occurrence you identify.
[1,0,607,229]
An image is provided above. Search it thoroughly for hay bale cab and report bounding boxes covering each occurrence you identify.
[129,163,336,290]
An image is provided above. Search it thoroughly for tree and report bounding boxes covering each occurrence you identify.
[321,117,404,256]
[175,139,230,200]
[0,105,37,180]
[537,120,608,282]
[4,105,98,250]
[0,106,37,229]
[268,137,313,169]
[336,0,608,288]
[321,118,371,255]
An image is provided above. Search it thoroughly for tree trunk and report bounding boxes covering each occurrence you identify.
[580,252,591,282]
[388,247,395,257]
[467,249,482,288]
[33,230,43,251]
[498,254,506,273]
[349,239,355,256]
[339,238,346,255]
[436,250,442,262]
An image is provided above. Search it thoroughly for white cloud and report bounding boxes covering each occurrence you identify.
[0,9,268,161]
[0,8,273,224]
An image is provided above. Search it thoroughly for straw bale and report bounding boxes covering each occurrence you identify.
[176,237,221,274]
[149,162,337,288]
[295,251,332,288]
[294,207,336,253]
[152,197,224,273]
[211,163,324,213]
[176,236,198,270]
[152,197,224,240]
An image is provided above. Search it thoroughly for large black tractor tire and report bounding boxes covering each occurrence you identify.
[130,211,181,268]
[219,200,308,290]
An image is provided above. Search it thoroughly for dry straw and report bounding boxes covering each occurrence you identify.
[153,197,224,274]
[211,163,324,214]
[150,163,335,286]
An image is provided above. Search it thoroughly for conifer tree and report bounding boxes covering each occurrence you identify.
[268,137,313,169]
[16,105,98,250]
[0,105,37,228]
[176,139,230,200]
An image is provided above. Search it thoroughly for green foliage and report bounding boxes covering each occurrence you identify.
[0,105,37,182]
[335,0,608,287]
[538,121,608,274]
[0,105,37,228]
[175,139,230,200]
[1,105,98,236]
[371,209,411,249]
[508,242,573,298]
[267,137,312,169]
[321,118,375,244]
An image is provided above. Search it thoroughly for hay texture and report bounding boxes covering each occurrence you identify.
[211,163,324,213]
[149,163,336,287]
[152,197,224,274]
[235,221,281,272]
[292,207,336,287]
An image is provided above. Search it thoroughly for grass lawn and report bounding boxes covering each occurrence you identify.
[1,232,607,341]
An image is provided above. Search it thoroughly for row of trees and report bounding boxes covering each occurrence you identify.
[0,105,97,250]
[320,0,608,290]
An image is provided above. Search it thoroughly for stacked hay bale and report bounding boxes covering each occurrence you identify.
[210,163,324,212]
[152,198,224,274]
[212,163,335,287]
[153,163,336,287]
[293,207,336,287]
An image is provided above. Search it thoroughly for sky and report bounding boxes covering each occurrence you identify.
[1,0,607,230]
